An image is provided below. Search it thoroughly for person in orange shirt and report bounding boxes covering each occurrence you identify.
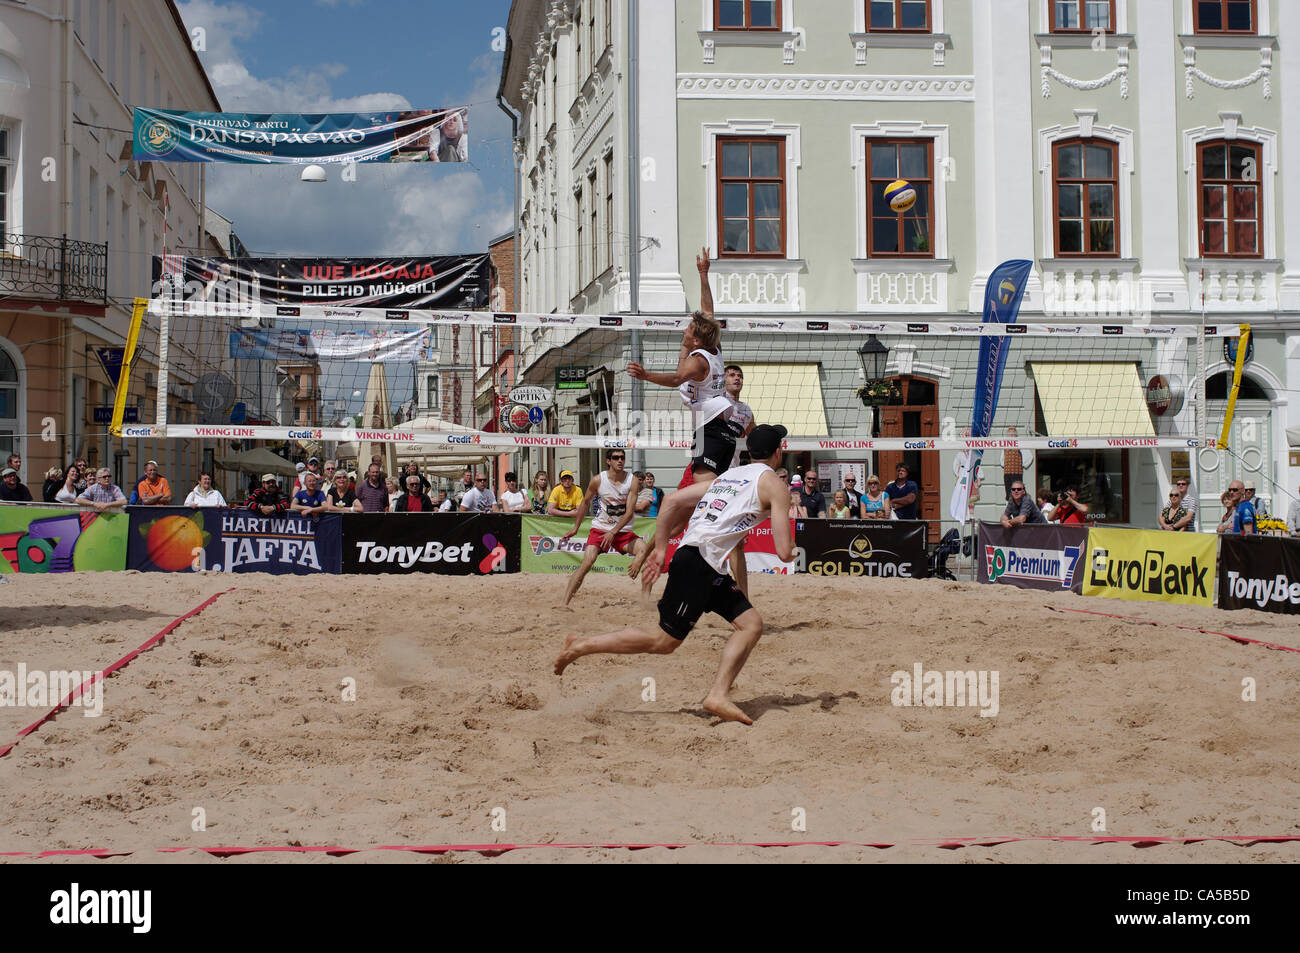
[136,460,172,505]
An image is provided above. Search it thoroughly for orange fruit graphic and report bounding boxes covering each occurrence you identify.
[145,515,204,571]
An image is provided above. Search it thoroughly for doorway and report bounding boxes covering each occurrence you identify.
[877,376,939,539]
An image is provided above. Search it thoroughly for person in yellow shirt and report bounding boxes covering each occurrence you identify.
[547,469,583,516]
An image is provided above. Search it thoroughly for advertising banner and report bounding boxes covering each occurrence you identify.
[977,521,1087,592]
[127,508,342,575]
[133,107,469,164]
[229,327,434,363]
[661,518,799,575]
[342,513,519,575]
[1081,526,1215,607]
[1218,535,1300,615]
[797,519,928,578]
[151,255,489,311]
[0,507,127,573]
[522,516,656,575]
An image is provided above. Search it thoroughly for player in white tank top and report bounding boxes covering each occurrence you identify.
[558,448,646,607]
[723,364,757,596]
[554,425,794,725]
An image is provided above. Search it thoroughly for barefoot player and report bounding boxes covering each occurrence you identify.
[558,448,646,606]
[554,425,793,725]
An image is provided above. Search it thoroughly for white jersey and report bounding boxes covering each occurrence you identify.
[678,348,730,426]
[681,462,772,573]
[591,470,634,532]
[727,396,754,467]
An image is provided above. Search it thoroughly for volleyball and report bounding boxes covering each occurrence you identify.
[884,179,917,213]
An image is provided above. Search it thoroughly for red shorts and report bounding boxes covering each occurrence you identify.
[677,465,696,490]
[585,528,640,555]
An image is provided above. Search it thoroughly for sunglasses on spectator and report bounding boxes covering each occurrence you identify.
[475,478,488,483]
[867,481,879,485]
[609,455,625,461]
[1012,487,1025,493]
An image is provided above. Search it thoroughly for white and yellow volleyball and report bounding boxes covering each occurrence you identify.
[884,179,917,213]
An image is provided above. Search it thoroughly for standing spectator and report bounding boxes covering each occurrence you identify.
[353,463,390,512]
[499,472,529,512]
[394,474,436,512]
[788,482,807,519]
[42,466,66,502]
[291,472,329,517]
[1052,486,1088,525]
[1242,480,1265,517]
[135,460,172,505]
[547,469,583,516]
[1036,487,1055,519]
[73,459,89,493]
[185,471,227,508]
[1000,426,1034,500]
[1232,479,1256,535]
[1158,488,1189,531]
[1214,488,1238,535]
[385,476,403,510]
[635,472,656,516]
[1000,481,1046,529]
[829,490,853,519]
[799,470,826,518]
[247,474,290,516]
[291,462,307,494]
[643,472,664,517]
[1172,477,1197,530]
[860,474,891,520]
[841,475,863,515]
[1286,483,1300,537]
[75,468,127,511]
[455,468,474,505]
[327,472,357,510]
[321,460,339,487]
[402,462,431,495]
[775,467,790,485]
[1,466,33,502]
[528,472,551,514]
[347,470,358,492]
[885,463,919,520]
[460,473,498,512]
[5,453,21,481]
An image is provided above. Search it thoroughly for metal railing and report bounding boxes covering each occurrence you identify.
[0,233,108,304]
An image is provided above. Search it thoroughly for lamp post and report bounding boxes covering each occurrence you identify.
[857,335,890,438]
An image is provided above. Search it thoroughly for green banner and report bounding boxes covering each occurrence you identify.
[521,515,655,574]
[0,507,128,573]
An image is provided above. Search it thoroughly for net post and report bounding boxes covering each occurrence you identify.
[110,297,147,437]
[154,293,171,435]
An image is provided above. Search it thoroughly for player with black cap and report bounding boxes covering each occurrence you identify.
[554,424,794,725]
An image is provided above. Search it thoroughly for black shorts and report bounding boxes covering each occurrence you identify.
[658,545,754,640]
[691,414,740,476]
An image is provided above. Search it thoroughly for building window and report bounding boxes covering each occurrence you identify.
[1051,0,1114,32]
[604,0,612,49]
[718,137,785,257]
[1194,0,1255,34]
[1197,140,1261,257]
[866,0,930,31]
[1037,449,1129,523]
[0,345,18,459]
[576,182,585,287]
[865,138,933,257]
[588,168,598,279]
[604,153,614,270]
[1053,139,1118,257]
[715,0,781,30]
[0,128,11,237]
[426,375,439,410]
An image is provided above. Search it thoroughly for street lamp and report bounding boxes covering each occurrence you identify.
[857,335,890,438]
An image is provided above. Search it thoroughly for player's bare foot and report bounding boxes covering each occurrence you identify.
[627,549,648,579]
[553,634,582,675]
[702,694,752,725]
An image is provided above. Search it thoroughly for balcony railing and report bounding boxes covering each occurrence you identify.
[0,233,108,304]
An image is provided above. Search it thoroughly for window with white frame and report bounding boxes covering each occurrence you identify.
[0,127,12,237]
[703,121,801,261]
[426,374,440,411]
[1182,121,1276,260]
[852,122,950,261]
[1038,119,1134,259]
[0,343,20,459]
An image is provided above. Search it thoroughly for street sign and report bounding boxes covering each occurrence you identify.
[556,365,590,391]
[94,406,139,424]
[508,385,553,405]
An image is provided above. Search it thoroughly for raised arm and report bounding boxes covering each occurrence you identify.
[697,246,714,318]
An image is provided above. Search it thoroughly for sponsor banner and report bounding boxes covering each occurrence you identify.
[662,518,800,575]
[0,507,127,574]
[126,507,342,575]
[976,521,1087,593]
[151,255,489,311]
[521,516,656,575]
[1081,526,1215,607]
[796,519,928,578]
[133,107,469,164]
[229,327,434,363]
[1218,535,1300,615]
[342,513,519,575]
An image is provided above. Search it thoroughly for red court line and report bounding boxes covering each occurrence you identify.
[1045,605,1300,654]
[4,835,1299,859]
[0,588,234,759]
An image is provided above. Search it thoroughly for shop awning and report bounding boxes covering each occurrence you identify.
[1288,425,1300,448]
[1031,362,1155,438]
[738,362,828,436]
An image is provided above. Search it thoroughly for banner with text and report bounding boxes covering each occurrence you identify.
[1081,526,1215,607]
[127,508,342,575]
[342,513,519,575]
[977,521,1087,593]
[521,516,657,575]
[796,519,928,578]
[0,507,127,574]
[1218,534,1300,615]
[133,107,469,164]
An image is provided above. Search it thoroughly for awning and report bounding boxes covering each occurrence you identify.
[1288,425,1300,448]
[738,362,828,436]
[1031,362,1155,438]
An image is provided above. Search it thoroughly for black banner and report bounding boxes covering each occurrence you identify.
[127,507,342,574]
[797,519,928,578]
[976,520,1087,593]
[152,255,490,310]
[342,513,520,575]
[1217,534,1300,615]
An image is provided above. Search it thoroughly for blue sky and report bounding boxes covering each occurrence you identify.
[177,0,516,258]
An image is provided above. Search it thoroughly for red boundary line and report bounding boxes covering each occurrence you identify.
[3,835,1300,859]
[0,588,234,759]
[1045,605,1300,654]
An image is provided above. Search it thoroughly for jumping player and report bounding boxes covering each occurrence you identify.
[558,448,646,607]
[554,425,793,725]
[723,363,757,597]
